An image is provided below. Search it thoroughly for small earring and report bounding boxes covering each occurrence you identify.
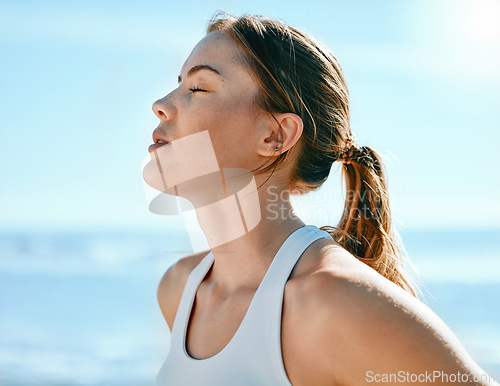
[274,147,279,151]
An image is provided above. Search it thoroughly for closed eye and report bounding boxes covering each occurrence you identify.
[189,87,208,93]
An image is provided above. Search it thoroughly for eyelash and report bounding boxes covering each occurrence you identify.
[189,87,207,93]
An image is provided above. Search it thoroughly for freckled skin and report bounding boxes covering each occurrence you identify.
[153,32,272,172]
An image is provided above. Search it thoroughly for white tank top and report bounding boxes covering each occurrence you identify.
[155,225,334,386]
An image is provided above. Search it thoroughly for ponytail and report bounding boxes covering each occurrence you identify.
[321,146,419,297]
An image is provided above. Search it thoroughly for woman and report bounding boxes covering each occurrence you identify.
[146,12,496,386]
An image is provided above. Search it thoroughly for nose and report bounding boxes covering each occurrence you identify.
[152,94,176,121]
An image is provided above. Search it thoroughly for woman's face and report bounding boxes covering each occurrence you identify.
[142,31,273,214]
[151,31,269,171]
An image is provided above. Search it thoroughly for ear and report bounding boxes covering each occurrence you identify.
[257,112,303,157]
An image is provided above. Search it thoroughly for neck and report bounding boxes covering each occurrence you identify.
[193,171,305,294]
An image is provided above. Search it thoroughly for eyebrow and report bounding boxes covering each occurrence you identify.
[178,65,222,83]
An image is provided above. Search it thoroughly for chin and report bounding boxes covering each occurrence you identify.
[142,157,176,195]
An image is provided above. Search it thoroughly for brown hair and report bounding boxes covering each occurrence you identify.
[207,12,419,297]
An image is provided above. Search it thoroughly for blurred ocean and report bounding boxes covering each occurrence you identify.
[0,228,499,385]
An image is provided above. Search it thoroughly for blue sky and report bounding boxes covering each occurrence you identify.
[0,0,499,232]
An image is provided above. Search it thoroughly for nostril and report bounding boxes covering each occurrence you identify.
[152,96,174,121]
[152,99,169,120]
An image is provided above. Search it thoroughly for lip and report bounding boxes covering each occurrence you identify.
[148,142,169,153]
[152,129,171,144]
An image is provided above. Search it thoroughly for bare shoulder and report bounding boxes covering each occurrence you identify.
[287,241,491,385]
[157,250,210,332]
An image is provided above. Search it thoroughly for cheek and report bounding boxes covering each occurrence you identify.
[218,90,259,132]
[179,89,260,168]
[212,101,258,163]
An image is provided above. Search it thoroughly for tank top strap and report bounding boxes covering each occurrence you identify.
[169,251,214,352]
[236,225,334,381]
[241,225,333,317]
[260,225,333,294]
